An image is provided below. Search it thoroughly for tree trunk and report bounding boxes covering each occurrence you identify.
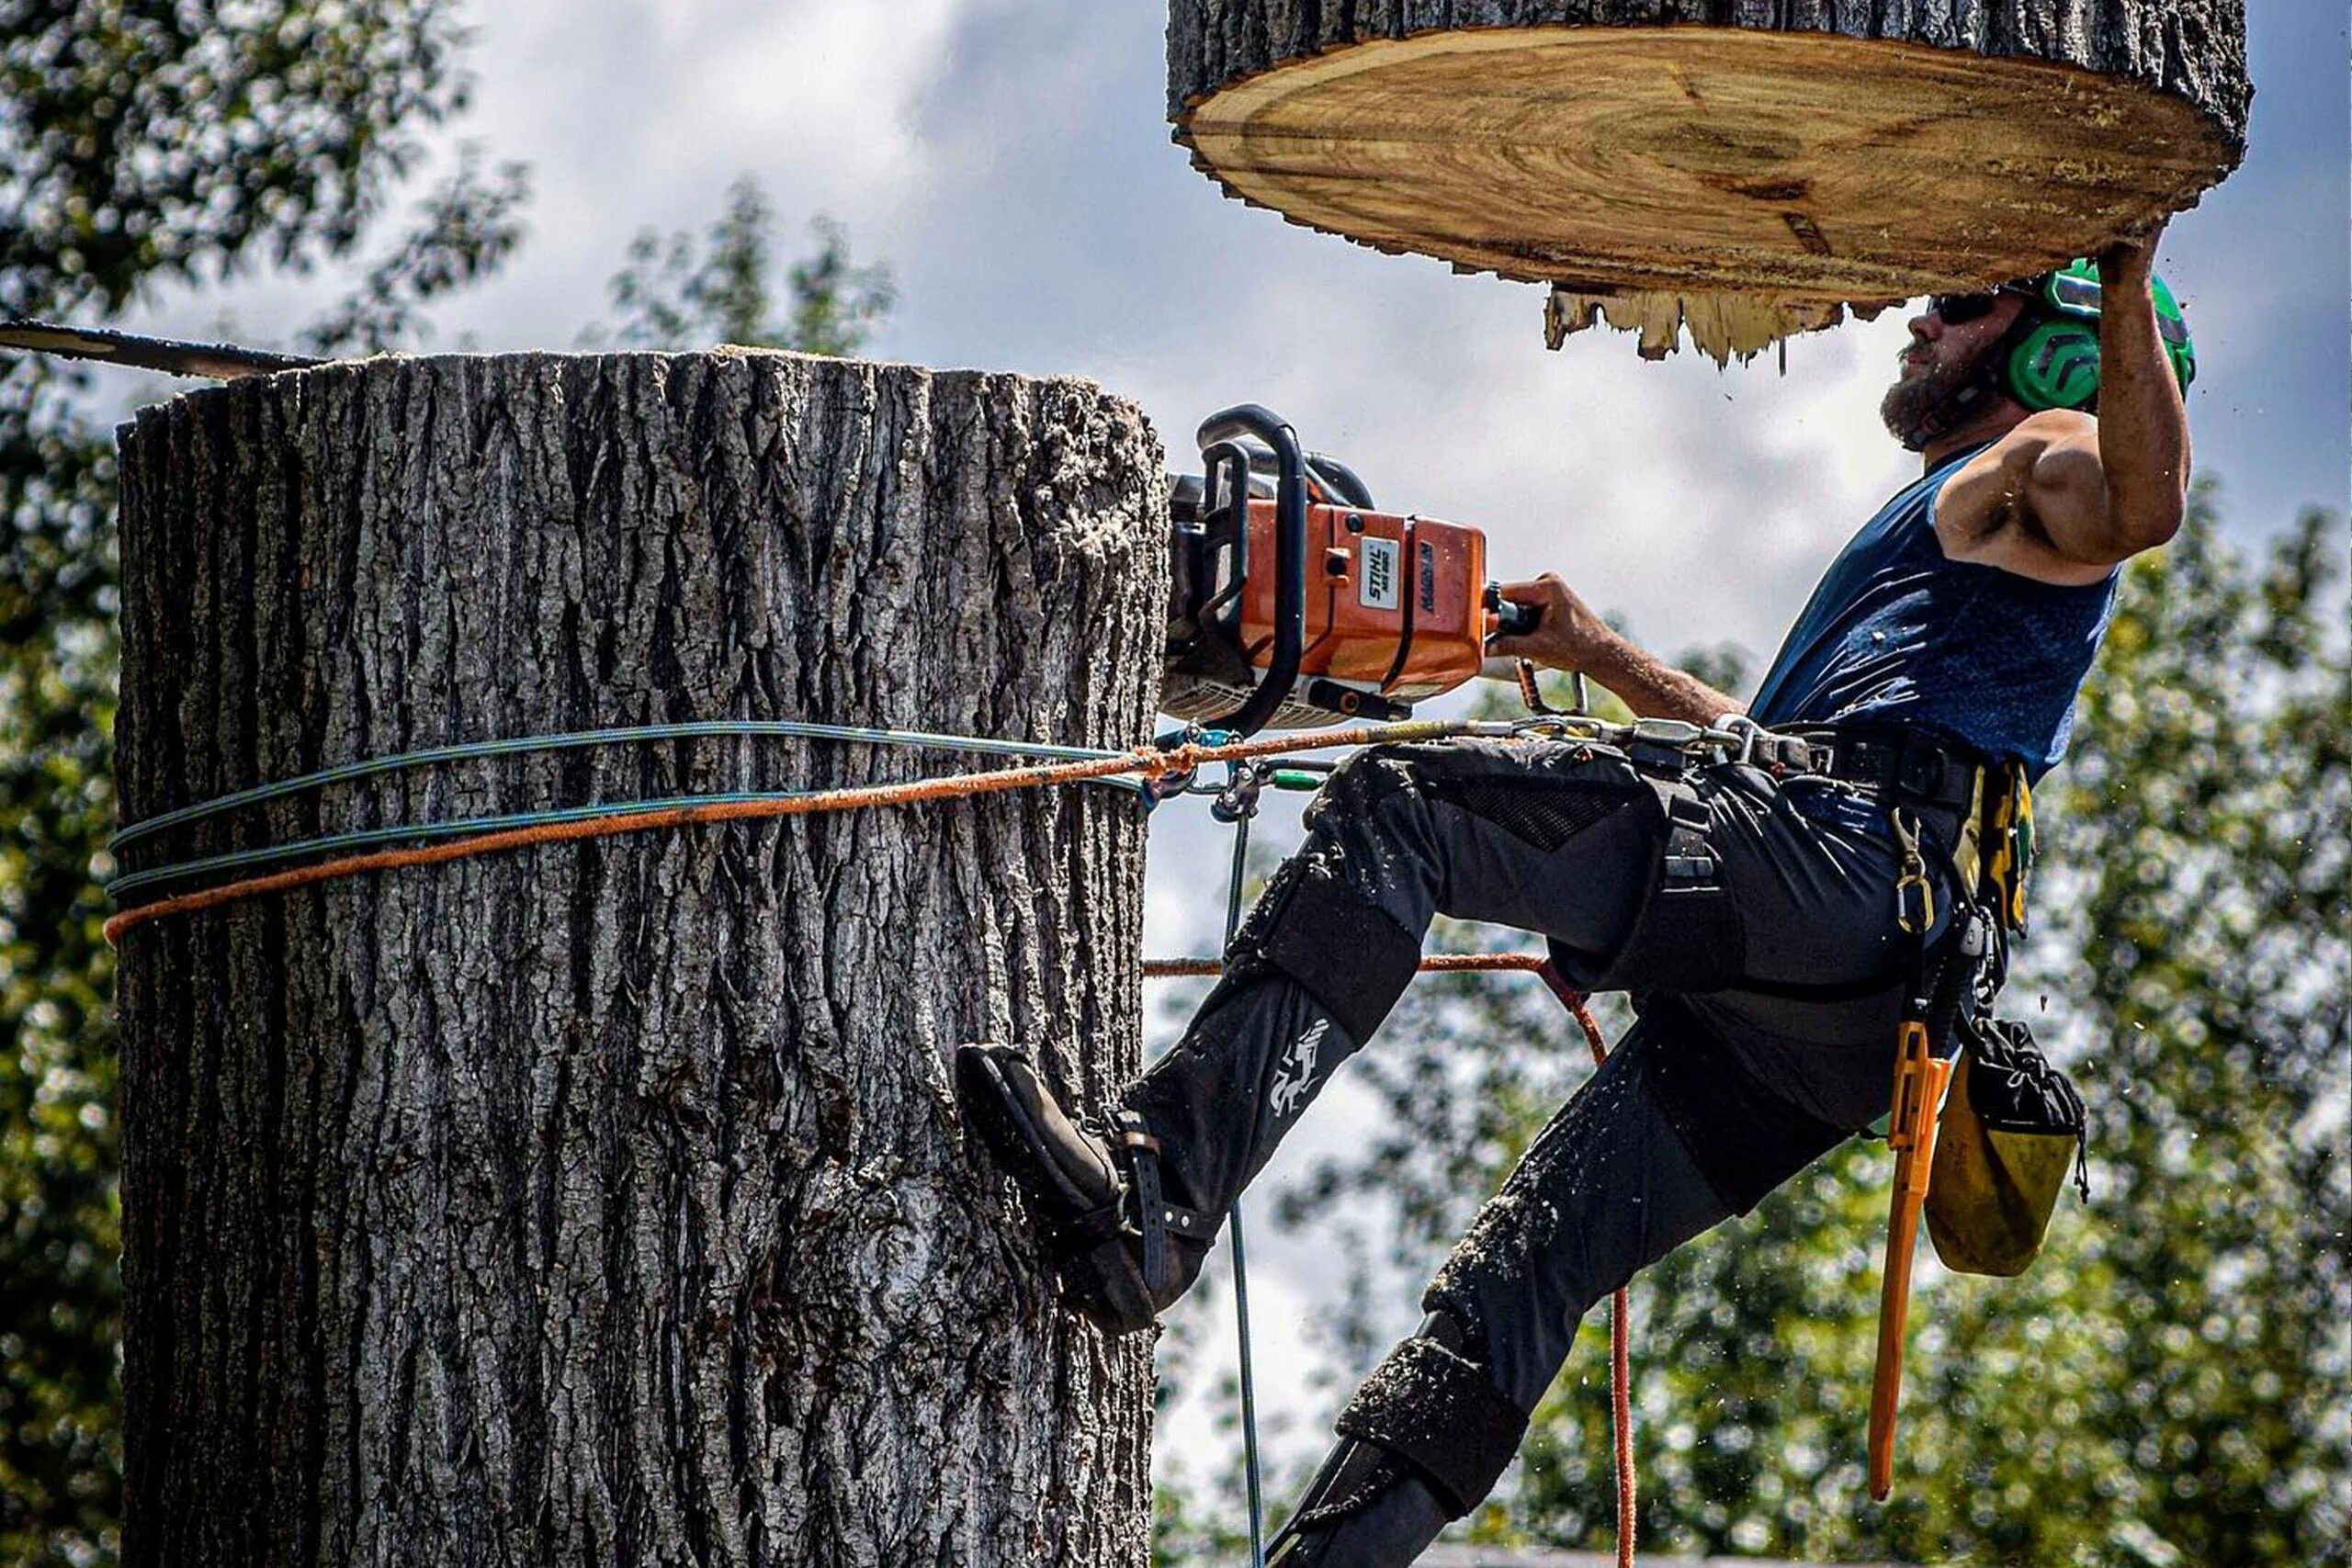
[109,351,1167,1567]
[1169,0,2249,361]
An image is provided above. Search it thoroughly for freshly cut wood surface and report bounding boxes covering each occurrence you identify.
[1171,9,2248,360]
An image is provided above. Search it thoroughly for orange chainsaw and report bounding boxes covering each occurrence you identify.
[1162,405,1534,736]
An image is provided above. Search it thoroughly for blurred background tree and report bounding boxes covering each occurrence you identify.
[593,174,894,355]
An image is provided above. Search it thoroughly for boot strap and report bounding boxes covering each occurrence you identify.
[1118,1113,1206,1295]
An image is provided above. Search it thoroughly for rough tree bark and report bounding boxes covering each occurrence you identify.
[110,351,1167,1566]
[1169,0,2249,361]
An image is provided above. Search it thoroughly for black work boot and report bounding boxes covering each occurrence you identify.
[1263,1438,1453,1567]
[1265,1310,1527,1565]
[955,1043,1209,1336]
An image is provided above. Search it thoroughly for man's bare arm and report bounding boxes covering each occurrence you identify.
[1487,574,1745,726]
[2018,226,2193,568]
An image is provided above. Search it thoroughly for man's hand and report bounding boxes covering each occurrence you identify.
[2098,217,2162,276]
[1485,572,1745,727]
[1487,572,1615,672]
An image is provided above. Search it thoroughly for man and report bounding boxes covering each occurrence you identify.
[959,226,2194,1566]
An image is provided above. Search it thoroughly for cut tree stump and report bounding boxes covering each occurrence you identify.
[110,351,1166,1566]
[1170,1,2249,361]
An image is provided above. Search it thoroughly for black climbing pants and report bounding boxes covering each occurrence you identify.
[1119,736,1963,1563]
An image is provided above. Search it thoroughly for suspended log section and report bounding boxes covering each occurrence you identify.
[1170,6,2249,361]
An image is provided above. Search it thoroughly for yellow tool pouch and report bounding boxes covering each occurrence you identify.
[1980,761,2035,936]
[1927,1016,2088,1277]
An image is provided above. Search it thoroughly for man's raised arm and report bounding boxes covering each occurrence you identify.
[2021,223,2194,567]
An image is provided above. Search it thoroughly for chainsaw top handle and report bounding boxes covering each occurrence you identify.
[1193,405,1308,739]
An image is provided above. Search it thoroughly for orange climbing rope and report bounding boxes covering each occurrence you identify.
[1147,949,1640,1567]
[101,718,1498,945]
[1539,958,1640,1568]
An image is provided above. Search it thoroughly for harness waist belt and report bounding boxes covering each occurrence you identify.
[1781,725,1984,814]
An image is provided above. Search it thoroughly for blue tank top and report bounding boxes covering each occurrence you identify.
[1747,446,2119,779]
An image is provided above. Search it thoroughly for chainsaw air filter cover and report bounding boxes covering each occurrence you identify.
[1164,489,1489,731]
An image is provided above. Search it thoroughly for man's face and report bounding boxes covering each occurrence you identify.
[1880,293,2028,448]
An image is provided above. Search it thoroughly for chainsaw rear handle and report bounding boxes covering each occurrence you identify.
[1193,405,1308,738]
[1304,451,1374,510]
[1485,584,1544,641]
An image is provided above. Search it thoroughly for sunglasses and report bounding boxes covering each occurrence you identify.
[1928,291,2006,324]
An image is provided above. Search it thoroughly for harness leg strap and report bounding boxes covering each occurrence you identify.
[1549,775,1747,996]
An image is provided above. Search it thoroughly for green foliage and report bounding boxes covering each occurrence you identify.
[1,6,513,1561]
[298,145,531,355]
[597,175,895,355]
[1245,496,2348,1563]
[1,0,476,318]
[0,364,120,1568]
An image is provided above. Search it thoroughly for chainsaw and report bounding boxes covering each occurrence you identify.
[1164,405,1534,735]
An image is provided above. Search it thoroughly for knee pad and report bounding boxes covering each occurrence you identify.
[1328,1311,1529,1520]
[1224,839,1419,1044]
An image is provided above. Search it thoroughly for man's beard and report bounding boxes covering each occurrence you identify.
[1881,344,1989,451]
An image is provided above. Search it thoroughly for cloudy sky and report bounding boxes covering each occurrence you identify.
[120,0,2351,1511]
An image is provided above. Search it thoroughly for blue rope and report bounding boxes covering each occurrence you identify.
[107,718,1148,897]
[108,719,1134,854]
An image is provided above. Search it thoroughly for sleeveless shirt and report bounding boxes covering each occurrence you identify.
[1747,446,2120,779]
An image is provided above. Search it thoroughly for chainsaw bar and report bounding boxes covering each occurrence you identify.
[0,319,324,380]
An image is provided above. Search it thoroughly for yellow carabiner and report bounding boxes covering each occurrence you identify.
[1891,808,1936,936]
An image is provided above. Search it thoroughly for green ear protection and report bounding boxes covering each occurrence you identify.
[1997,260,2198,412]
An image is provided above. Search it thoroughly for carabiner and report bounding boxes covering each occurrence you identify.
[1891,807,1937,936]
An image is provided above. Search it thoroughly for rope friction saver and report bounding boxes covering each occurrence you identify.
[952,1044,1204,1337]
[1161,403,1537,736]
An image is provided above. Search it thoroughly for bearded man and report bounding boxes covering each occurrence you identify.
[959,225,2196,1567]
